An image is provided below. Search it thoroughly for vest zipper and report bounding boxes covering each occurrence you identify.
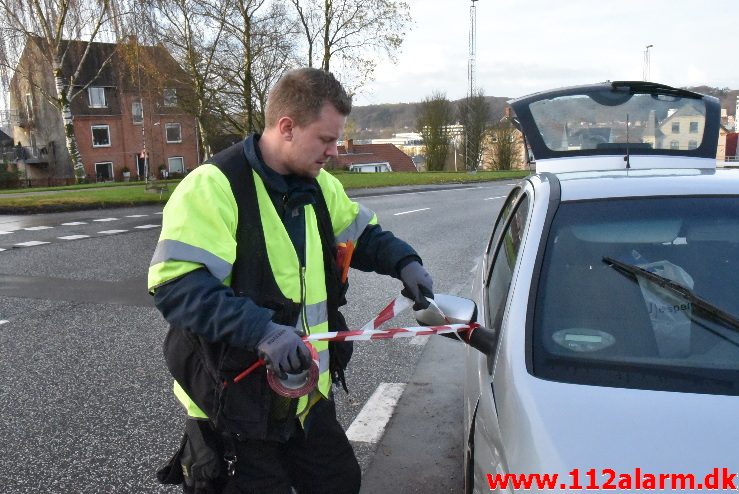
[300,265,310,335]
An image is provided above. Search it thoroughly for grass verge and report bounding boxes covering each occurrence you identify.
[0,170,528,213]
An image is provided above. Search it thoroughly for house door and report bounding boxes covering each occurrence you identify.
[137,155,146,178]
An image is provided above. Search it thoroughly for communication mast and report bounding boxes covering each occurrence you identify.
[643,44,653,81]
[468,0,478,98]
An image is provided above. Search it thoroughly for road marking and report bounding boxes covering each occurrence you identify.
[346,382,406,443]
[125,214,149,218]
[62,222,87,226]
[134,224,160,229]
[409,335,429,345]
[0,230,14,235]
[58,235,91,240]
[0,248,5,252]
[93,218,118,222]
[0,320,8,325]
[23,226,53,231]
[394,208,430,216]
[15,241,50,247]
[155,211,163,215]
[98,229,128,234]
[484,195,506,201]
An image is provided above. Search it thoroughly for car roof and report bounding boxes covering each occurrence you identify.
[536,167,739,202]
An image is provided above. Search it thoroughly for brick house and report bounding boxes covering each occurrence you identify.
[9,37,199,182]
[330,140,418,172]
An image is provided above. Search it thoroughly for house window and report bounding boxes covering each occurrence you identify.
[163,88,177,107]
[688,140,698,150]
[689,121,699,133]
[670,140,680,150]
[132,101,143,124]
[91,125,111,147]
[671,122,680,134]
[168,156,184,173]
[88,87,106,108]
[166,123,182,143]
[95,161,113,181]
[25,93,34,119]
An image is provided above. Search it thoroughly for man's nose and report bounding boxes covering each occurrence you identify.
[326,141,338,157]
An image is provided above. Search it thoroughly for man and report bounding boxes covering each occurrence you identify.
[148,68,434,493]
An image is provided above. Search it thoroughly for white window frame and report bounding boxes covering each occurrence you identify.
[163,88,177,107]
[88,87,107,108]
[94,161,113,181]
[132,101,143,124]
[168,156,184,173]
[165,123,182,143]
[91,125,111,147]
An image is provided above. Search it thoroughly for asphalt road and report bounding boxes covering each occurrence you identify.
[0,181,515,493]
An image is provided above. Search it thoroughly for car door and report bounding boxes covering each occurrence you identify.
[470,186,533,493]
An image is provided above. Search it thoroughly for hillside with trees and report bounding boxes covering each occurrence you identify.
[349,95,509,139]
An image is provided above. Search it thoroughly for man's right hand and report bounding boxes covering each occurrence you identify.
[256,322,312,379]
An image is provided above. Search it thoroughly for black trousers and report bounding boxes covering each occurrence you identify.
[183,398,361,494]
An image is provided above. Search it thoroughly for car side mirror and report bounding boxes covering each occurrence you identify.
[414,293,477,326]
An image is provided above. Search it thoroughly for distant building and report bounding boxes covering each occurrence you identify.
[9,37,198,181]
[329,140,418,172]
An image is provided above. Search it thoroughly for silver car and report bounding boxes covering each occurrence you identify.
[461,82,739,493]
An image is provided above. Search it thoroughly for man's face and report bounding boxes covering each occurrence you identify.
[284,102,346,178]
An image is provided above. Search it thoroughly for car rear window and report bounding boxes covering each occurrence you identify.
[531,196,739,395]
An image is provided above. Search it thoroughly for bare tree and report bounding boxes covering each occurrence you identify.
[289,0,410,89]
[216,0,297,135]
[139,0,233,159]
[0,0,120,180]
[488,118,522,171]
[459,90,489,171]
[417,91,453,171]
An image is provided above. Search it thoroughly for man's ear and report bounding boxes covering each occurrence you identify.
[277,116,294,141]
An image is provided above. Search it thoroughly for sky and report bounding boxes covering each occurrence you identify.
[353,0,739,106]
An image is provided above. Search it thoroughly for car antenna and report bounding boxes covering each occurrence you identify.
[624,113,631,169]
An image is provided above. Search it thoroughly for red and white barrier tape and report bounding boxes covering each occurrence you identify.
[235,294,475,397]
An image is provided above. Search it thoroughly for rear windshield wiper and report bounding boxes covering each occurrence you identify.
[603,256,739,333]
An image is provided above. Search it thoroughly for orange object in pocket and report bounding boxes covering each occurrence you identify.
[336,240,355,284]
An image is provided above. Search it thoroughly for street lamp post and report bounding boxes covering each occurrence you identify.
[643,44,653,81]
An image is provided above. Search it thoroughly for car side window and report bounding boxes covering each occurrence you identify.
[485,188,520,260]
[485,194,531,373]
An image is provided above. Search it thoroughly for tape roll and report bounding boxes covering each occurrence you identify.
[266,342,320,398]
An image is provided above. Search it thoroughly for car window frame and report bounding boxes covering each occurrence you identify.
[484,187,521,275]
[484,189,533,374]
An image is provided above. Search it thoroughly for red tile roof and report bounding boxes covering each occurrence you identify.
[332,142,417,172]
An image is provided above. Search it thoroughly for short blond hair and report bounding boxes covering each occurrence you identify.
[265,68,352,128]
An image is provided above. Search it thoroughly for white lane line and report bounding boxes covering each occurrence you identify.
[0,230,14,235]
[394,208,430,216]
[62,221,87,226]
[14,240,50,247]
[23,226,53,231]
[98,229,128,234]
[58,235,91,240]
[0,320,8,325]
[93,218,118,222]
[409,335,430,345]
[155,211,164,215]
[484,195,506,201]
[125,214,149,218]
[0,248,5,252]
[346,382,406,443]
[134,224,160,229]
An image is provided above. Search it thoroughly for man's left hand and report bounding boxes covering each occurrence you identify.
[400,261,434,310]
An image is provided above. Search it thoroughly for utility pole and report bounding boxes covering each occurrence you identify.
[643,44,653,81]
[465,0,478,171]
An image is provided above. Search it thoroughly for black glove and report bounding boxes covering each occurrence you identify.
[256,322,312,379]
[400,261,434,310]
